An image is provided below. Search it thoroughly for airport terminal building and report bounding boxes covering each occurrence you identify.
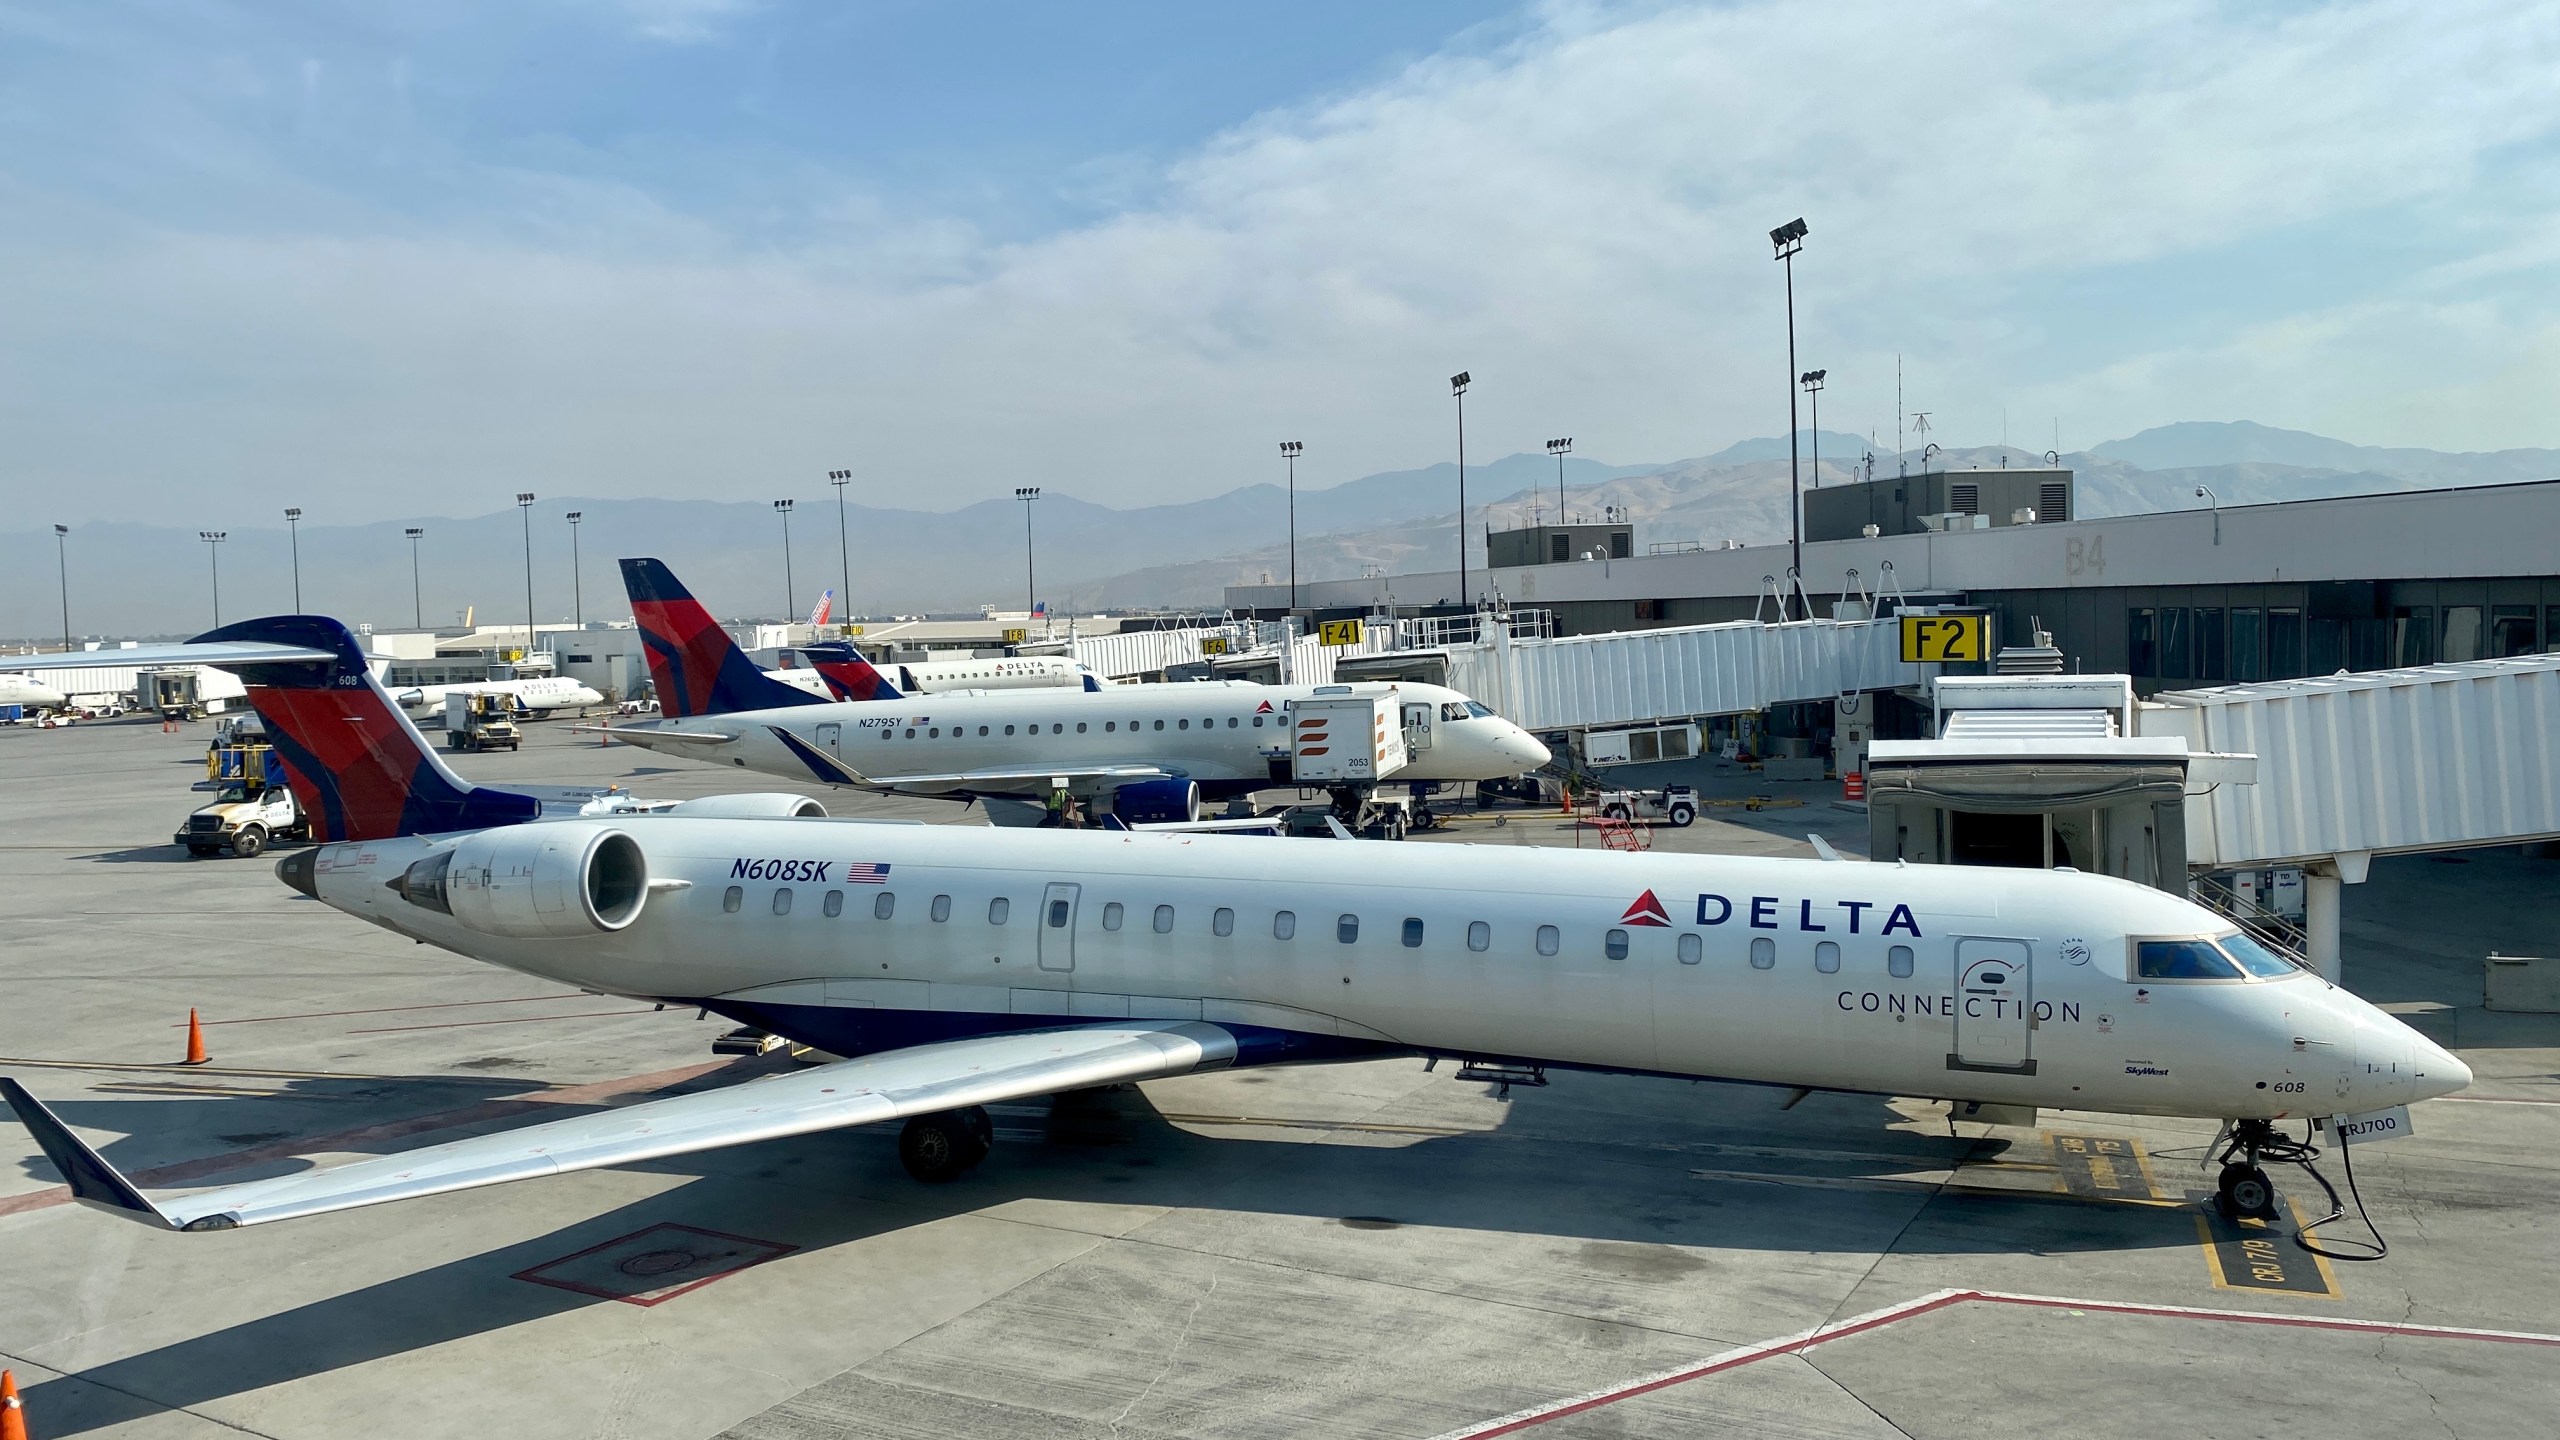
[1226,474,2560,691]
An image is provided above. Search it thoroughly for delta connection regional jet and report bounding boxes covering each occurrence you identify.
[0,615,2468,1234]
[602,557,1549,820]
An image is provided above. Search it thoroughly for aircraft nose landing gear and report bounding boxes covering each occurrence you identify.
[2213,1119,2282,1220]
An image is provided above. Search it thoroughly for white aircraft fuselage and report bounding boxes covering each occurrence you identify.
[0,674,70,710]
[610,681,1548,802]
[398,676,604,715]
[315,819,2466,1123]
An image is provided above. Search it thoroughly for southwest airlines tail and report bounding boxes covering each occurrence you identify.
[189,617,541,842]
[796,641,903,702]
[621,558,829,718]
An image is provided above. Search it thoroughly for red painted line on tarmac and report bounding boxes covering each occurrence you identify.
[0,1058,733,1221]
[344,1008,659,1034]
[171,994,596,1026]
[1434,1288,2560,1437]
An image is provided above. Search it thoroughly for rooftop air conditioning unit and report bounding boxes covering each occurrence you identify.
[1861,524,1881,538]
[2011,508,2038,525]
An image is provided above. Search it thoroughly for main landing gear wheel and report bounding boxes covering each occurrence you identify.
[898,1106,993,1183]
[2217,1162,2276,1220]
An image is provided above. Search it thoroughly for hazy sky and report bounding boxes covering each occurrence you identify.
[4,0,2556,527]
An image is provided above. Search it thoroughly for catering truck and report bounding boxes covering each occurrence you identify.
[177,743,307,858]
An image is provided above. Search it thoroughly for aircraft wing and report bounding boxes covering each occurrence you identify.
[573,724,736,747]
[3,641,336,672]
[762,725,1165,792]
[1,1022,1237,1232]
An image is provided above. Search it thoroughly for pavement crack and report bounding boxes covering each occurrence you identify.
[1112,1258,1218,1432]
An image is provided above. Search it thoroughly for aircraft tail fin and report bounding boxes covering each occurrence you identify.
[189,616,541,841]
[796,641,904,702]
[620,558,830,718]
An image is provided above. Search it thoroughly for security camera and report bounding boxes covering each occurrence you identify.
[2194,487,2206,498]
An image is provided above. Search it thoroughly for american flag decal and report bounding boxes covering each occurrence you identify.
[845,862,892,884]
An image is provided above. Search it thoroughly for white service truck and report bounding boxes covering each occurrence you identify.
[177,743,308,858]
[1281,688,1423,839]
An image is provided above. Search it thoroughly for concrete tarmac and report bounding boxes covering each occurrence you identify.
[3,716,2556,1438]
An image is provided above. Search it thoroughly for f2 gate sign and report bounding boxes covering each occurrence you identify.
[1900,613,1986,663]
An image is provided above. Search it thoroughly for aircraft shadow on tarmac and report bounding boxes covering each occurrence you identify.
[10,1072,2213,1433]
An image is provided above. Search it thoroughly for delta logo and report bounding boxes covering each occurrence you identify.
[1619,890,1671,927]
[1255,699,1275,714]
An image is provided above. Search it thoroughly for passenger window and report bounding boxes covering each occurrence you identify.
[1467,921,1491,952]
[1048,899,1070,928]
[1888,944,1914,978]
[823,890,844,918]
[1402,918,1424,947]
[1214,907,1235,937]
[1601,929,1626,960]
[929,727,939,738]
[1004,725,1016,736]
[1154,719,1164,731]
[1106,721,1117,732]
[880,729,890,740]
[772,888,793,915]
[1815,940,1841,973]
[931,894,952,922]
[873,891,895,920]
[2137,939,2245,979]
[1179,718,1190,729]
[978,725,989,736]
[1153,904,1175,934]
[722,885,742,913]
[1274,909,1295,939]
[1750,937,1776,969]
[1102,902,1124,931]
[1052,723,1063,734]
[903,728,915,738]
[1337,914,1359,943]
[988,897,1010,925]
[1201,717,1213,729]
[1678,933,1702,965]
[1077,722,1087,733]
[1535,925,1560,956]
[1253,715,1264,727]
[1227,717,1238,727]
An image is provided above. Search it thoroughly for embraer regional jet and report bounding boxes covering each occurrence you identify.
[608,557,1548,821]
[0,616,2470,1234]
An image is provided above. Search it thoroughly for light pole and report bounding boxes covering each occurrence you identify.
[1014,487,1040,621]
[828,469,853,631]
[515,492,536,659]
[565,511,584,626]
[773,499,797,624]
[1450,371,1470,609]
[1279,441,1303,613]
[1545,437,1572,524]
[283,507,304,610]
[1800,371,1825,491]
[2195,485,2221,546]
[199,531,226,627]
[1771,217,1808,617]
[404,527,425,629]
[52,524,70,652]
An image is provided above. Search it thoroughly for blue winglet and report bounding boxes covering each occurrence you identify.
[0,1078,175,1229]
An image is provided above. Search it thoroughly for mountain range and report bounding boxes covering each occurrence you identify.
[5,421,2552,640]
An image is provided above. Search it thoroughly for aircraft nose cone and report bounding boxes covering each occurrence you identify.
[2412,1035,2473,1099]
[1504,728,1550,770]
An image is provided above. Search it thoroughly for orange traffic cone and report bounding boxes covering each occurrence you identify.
[181,1008,210,1066]
[2,1368,27,1440]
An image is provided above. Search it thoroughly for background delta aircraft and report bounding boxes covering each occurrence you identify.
[0,614,2468,1233]
[392,675,604,717]
[612,556,1545,820]
[0,673,71,712]
[623,559,1090,709]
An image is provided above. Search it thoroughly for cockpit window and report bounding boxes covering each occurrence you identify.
[2135,939,2245,980]
[1440,702,1468,722]
[1464,700,1494,718]
[2216,932,2302,978]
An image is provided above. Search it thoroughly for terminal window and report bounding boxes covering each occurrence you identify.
[2268,608,2304,678]
[2230,608,2265,681]
[2443,606,2483,662]
[2492,606,2539,657]
[2392,607,2436,667]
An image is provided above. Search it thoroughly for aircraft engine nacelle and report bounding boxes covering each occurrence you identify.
[393,823,649,938]
[664,793,828,819]
[1111,778,1200,826]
